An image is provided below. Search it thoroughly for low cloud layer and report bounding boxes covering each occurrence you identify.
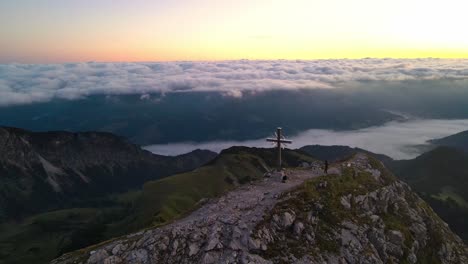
[1,59,468,106]
[144,119,468,160]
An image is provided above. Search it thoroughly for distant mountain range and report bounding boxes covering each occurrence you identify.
[0,127,216,221]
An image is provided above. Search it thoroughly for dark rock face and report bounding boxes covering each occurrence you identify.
[0,127,217,220]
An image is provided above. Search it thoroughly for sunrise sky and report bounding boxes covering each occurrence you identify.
[1,0,468,63]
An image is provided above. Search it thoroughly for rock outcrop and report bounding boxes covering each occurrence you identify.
[52,154,468,264]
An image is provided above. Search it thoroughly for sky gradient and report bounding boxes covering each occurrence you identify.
[1,0,468,63]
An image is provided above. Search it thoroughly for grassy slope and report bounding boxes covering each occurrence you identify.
[0,208,100,264]
[108,151,270,234]
[431,130,468,152]
[108,147,318,234]
[0,147,317,264]
[299,145,393,164]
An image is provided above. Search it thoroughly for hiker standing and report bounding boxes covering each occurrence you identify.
[324,160,329,174]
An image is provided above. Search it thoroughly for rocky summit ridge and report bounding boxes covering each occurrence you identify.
[52,153,468,264]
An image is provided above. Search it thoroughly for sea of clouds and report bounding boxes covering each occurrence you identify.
[144,119,468,160]
[1,58,468,106]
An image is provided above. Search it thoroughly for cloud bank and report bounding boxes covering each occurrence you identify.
[144,119,468,160]
[1,59,468,106]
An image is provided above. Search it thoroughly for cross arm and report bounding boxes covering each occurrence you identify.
[266,138,292,144]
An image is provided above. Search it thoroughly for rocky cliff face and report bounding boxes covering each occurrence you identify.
[52,154,467,264]
[0,127,216,220]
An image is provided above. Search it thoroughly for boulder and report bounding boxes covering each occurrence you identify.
[88,250,109,264]
[293,221,305,236]
[387,230,404,246]
[280,212,295,228]
[104,256,122,264]
[340,195,352,210]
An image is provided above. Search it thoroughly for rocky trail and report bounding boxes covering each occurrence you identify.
[179,165,325,228]
[53,160,327,264]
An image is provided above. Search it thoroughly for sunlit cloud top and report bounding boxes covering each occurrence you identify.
[1,0,468,63]
[2,58,468,106]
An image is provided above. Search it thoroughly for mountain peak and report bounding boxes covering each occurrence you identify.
[52,153,468,264]
[0,127,217,220]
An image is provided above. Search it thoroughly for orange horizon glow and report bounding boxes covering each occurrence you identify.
[2,0,468,63]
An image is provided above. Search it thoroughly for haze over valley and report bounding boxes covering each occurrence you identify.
[145,118,468,159]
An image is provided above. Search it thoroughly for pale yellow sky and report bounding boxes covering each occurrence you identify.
[1,0,467,63]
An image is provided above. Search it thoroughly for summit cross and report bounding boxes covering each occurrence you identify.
[266,127,292,171]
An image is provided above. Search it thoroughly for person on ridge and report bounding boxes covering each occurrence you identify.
[324,160,329,174]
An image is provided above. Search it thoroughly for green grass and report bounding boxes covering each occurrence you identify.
[0,208,100,264]
[431,186,468,208]
[381,212,413,255]
[126,153,270,229]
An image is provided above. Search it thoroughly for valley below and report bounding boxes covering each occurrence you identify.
[145,118,468,160]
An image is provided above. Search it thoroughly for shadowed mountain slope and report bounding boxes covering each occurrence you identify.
[0,127,216,220]
[431,130,468,152]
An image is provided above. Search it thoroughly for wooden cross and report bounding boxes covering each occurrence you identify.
[266,127,292,171]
